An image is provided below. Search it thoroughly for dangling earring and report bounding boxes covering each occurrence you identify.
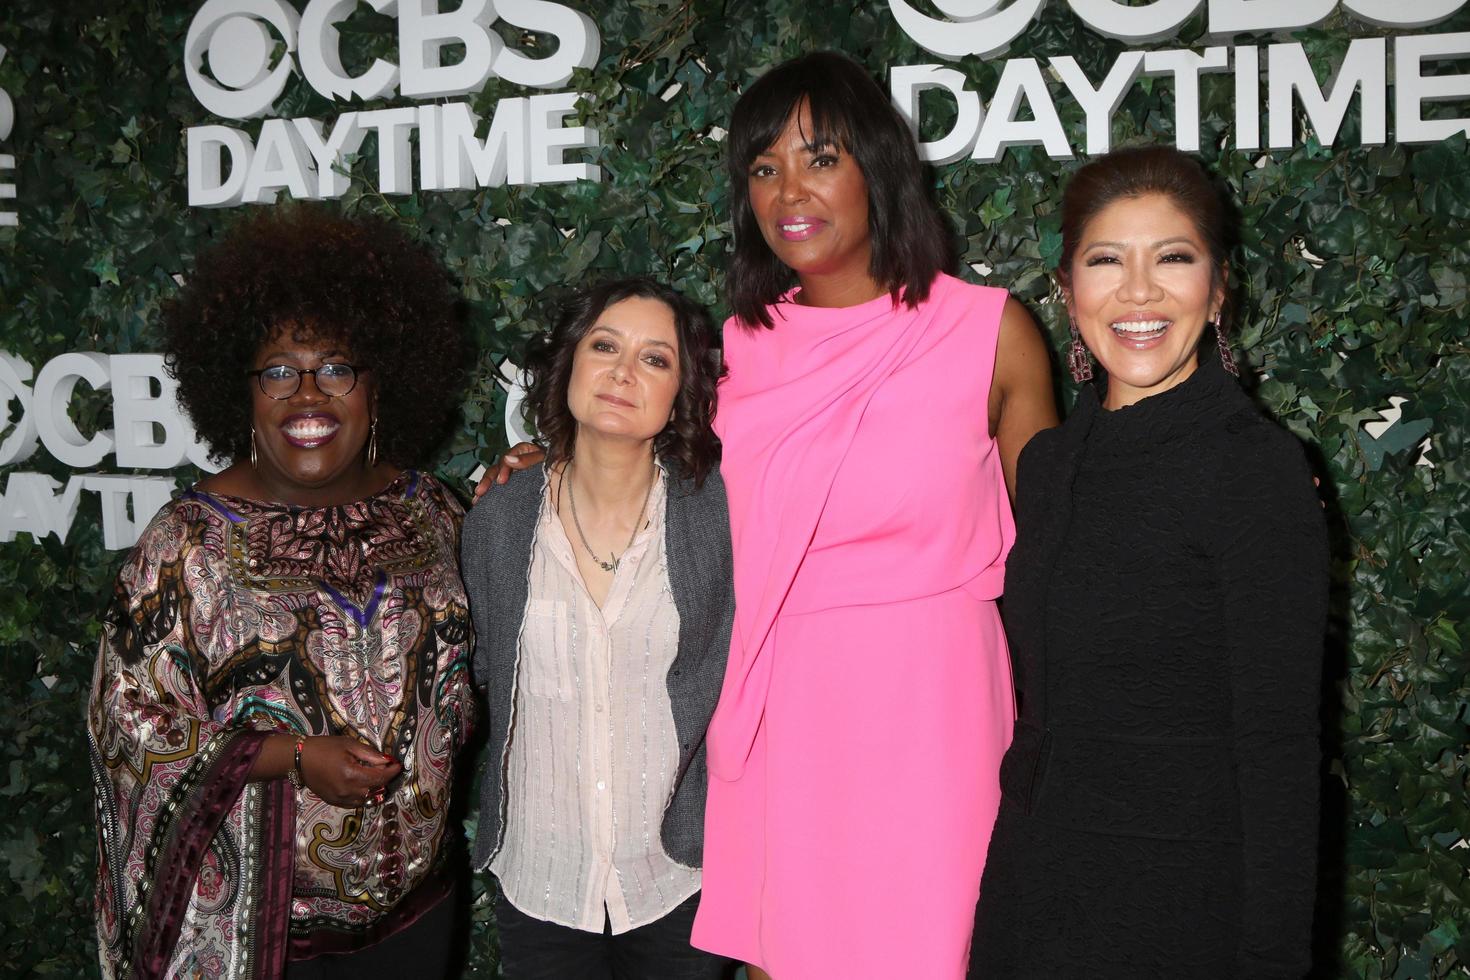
[1213,311,1239,377]
[367,417,379,466]
[1067,314,1093,383]
[250,427,258,469]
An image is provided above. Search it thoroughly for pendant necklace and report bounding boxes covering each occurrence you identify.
[566,460,656,573]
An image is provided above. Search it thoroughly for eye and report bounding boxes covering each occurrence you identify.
[643,353,671,369]
[1160,251,1196,264]
[811,153,839,168]
[749,163,776,179]
[317,362,354,379]
[261,365,297,381]
[1085,254,1119,267]
[591,339,617,353]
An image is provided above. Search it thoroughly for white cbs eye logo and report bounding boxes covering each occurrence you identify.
[0,43,14,142]
[887,0,1047,59]
[185,0,301,120]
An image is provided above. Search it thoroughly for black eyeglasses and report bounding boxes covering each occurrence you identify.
[247,363,365,399]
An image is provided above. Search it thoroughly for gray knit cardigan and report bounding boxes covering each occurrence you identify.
[460,463,734,871]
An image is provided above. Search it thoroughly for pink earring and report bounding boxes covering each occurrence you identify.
[1068,314,1093,383]
[1213,311,1239,377]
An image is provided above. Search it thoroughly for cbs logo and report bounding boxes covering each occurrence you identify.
[888,0,1468,60]
[185,0,302,119]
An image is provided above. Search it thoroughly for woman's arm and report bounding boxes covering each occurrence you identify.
[1216,424,1329,976]
[988,298,1059,503]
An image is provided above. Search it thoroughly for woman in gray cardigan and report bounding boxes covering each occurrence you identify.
[460,278,735,979]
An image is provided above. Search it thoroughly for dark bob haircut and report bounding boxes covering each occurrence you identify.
[1059,146,1235,322]
[522,278,724,487]
[726,50,952,329]
[162,206,469,469]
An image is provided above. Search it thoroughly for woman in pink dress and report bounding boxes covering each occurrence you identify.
[689,52,1057,978]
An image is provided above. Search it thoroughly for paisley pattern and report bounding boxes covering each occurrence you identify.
[89,472,474,979]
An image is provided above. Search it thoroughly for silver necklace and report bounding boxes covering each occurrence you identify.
[566,460,656,573]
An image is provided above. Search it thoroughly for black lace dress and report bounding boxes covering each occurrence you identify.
[969,358,1328,978]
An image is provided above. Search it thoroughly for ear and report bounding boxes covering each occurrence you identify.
[1212,265,1230,318]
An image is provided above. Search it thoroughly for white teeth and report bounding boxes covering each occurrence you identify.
[284,421,338,440]
[1111,319,1170,334]
[781,223,813,233]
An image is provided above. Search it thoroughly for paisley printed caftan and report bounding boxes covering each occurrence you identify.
[88,471,474,979]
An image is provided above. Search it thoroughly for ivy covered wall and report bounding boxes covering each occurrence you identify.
[1,1,1467,976]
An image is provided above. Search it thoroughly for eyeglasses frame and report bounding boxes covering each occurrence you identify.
[245,363,369,400]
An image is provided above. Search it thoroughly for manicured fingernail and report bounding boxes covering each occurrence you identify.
[504,455,518,463]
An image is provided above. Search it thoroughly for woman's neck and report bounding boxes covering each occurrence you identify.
[795,267,888,310]
[563,433,657,512]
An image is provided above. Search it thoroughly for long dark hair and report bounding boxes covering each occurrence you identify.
[523,278,724,487]
[726,51,952,329]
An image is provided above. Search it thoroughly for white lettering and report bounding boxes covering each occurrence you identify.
[973,58,1071,164]
[1395,31,1470,143]
[397,0,499,99]
[242,117,317,203]
[110,355,202,470]
[187,125,255,207]
[492,0,600,89]
[356,107,419,194]
[33,353,116,469]
[299,0,400,101]
[0,352,39,466]
[1144,47,1230,152]
[1234,45,1262,150]
[423,100,530,190]
[1051,52,1145,155]
[890,64,982,165]
[291,114,368,198]
[1207,0,1336,35]
[1269,38,1387,148]
[1068,0,1203,43]
[528,92,600,183]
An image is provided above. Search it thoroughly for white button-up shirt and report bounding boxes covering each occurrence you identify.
[492,472,701,933]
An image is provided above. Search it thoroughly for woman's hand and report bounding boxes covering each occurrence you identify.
[473,442,545,500]
[299,736,401,808]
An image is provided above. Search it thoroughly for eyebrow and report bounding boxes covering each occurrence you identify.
[588,325,675,349]
[1083,236,1197,252]
[258,348,346,362]
[753,138,838,159]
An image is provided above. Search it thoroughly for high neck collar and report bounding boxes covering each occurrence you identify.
[1074,355,1241,450]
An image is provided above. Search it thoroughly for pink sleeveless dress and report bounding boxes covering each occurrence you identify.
[691,274,1016,978]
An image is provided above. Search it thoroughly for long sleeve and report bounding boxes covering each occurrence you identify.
[1214,421,1329,976]
[88,504,281,980]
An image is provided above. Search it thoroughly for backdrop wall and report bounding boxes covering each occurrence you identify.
[1,1,1467,977]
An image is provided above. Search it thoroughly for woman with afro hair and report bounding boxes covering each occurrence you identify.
[88,206,476,980]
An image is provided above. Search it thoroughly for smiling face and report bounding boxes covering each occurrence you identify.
[746,102,876,295]
[1067,192,1226,410]
[249,327,377,505]
[566,296,682,450]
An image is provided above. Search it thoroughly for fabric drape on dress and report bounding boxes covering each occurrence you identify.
[89,472,474,979]
[705,274,1014,781]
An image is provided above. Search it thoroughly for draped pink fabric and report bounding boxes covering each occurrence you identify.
[705,274,1014,780]
[694,274,1017,977]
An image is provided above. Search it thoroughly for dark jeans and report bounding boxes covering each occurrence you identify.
[284,891,456,980]
[494,888,735,980]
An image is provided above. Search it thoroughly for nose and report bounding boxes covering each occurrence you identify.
[291,369,330,404]
[1118,257,1162,305]
[777,168,808,205]
[610,354,635,384]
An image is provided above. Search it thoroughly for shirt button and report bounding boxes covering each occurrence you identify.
[595,703,605,713]
[596,780,606,791]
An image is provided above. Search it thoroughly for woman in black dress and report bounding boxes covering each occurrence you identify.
[970,147,1328,978]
